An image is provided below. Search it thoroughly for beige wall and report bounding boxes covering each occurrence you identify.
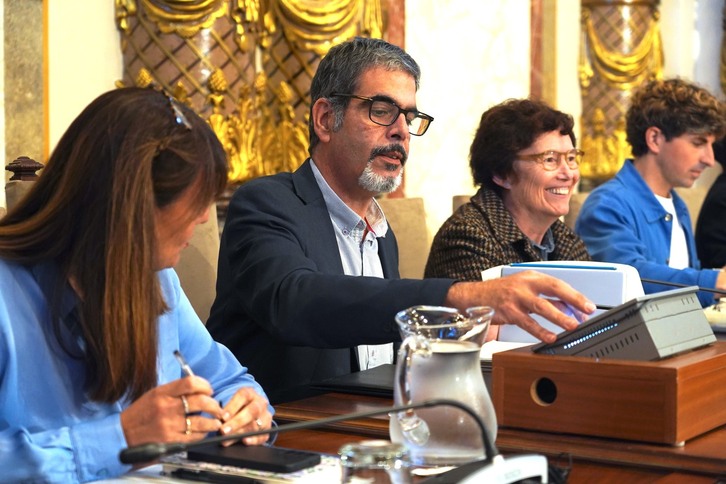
[406,1,585,235]
[665,0,726,189]
[37,0,725,230]
[47,0,123,151]
[406,1,531,239]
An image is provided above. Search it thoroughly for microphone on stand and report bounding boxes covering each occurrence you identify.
[640,278,726,296]
[121,398,493,464]
[120,398,548,484]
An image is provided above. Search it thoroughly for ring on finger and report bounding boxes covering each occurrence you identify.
[185,416,192,435]
[180,395,190,415]
[254,418,263,429]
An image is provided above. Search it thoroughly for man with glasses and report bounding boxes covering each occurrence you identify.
[576,78,726,307]
[208,37,595,403]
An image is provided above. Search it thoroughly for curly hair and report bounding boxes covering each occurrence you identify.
[469,98,576,191]
[626,78,726,157]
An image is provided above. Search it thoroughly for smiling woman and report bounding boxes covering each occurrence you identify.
[425,98,591,283]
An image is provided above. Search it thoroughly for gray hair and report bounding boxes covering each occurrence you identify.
[308,37,421,154]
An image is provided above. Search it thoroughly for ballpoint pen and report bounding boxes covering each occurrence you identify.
[174,350,214,416]
[174,349,195,377]
[174,350,225,409]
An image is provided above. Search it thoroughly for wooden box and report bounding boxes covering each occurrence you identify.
[492,342,726,445]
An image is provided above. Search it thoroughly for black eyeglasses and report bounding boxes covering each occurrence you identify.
[165,93,192,131]
[331,93,434,136]
[518,149,584,171]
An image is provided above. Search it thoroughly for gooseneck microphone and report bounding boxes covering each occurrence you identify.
[640,278,726,296]
[119,398,497,465]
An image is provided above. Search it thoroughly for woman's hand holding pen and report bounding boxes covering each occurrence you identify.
[120,376,225,448]
[173,349,272,446]
[217,387,273,446]
[121,350,272,451]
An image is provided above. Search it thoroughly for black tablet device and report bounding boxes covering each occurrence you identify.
[312,363,395,397]
[187,444,321,474]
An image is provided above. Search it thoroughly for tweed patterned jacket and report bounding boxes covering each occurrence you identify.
[425,186,591,281]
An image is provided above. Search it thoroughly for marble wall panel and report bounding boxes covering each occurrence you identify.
[4,0,43,180]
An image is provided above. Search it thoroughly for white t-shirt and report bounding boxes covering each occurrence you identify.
[655,194,689,269]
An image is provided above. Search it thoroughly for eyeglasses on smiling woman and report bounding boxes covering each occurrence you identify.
[517,149,585,171]
[331,93,434,136]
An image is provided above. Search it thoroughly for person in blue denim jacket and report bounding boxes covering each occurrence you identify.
[576,78,726,306]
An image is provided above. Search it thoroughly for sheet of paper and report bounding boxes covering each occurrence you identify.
[480,340,532,361]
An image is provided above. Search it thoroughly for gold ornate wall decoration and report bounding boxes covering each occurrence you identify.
[230,0,273,52]
[115,0,137,34]
[232,0,385,156]
[274,0,382,55]
[269,81,309,173]
[115,0,386,207]
[582,108,616,179]
[140,0,228,36]
[579,0,663,190]
[116,0,257,117]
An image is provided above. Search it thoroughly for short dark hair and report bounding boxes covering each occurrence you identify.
[308,37,421,154]
[626,78,726,157]
[469,98,576,191]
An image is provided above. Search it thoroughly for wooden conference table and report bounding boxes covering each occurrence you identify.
[273,389,726,483]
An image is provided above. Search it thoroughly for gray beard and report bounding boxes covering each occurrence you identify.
[357,162,403,194]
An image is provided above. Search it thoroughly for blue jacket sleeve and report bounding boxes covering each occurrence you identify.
[576,188,717,306]
[159,269,273,414]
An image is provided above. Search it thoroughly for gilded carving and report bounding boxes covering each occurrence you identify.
[135,67,154,88]
[231,0,274,51]
[116,0,385,189]
[580,108,616,179]
[580,8,662,93]
[268,81,308,174]
[274,0,382,55]
[579,0,662,188]
[115,0,137,34]
[141,0,228,37]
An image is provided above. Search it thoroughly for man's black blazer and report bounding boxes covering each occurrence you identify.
[207,160,453,403]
